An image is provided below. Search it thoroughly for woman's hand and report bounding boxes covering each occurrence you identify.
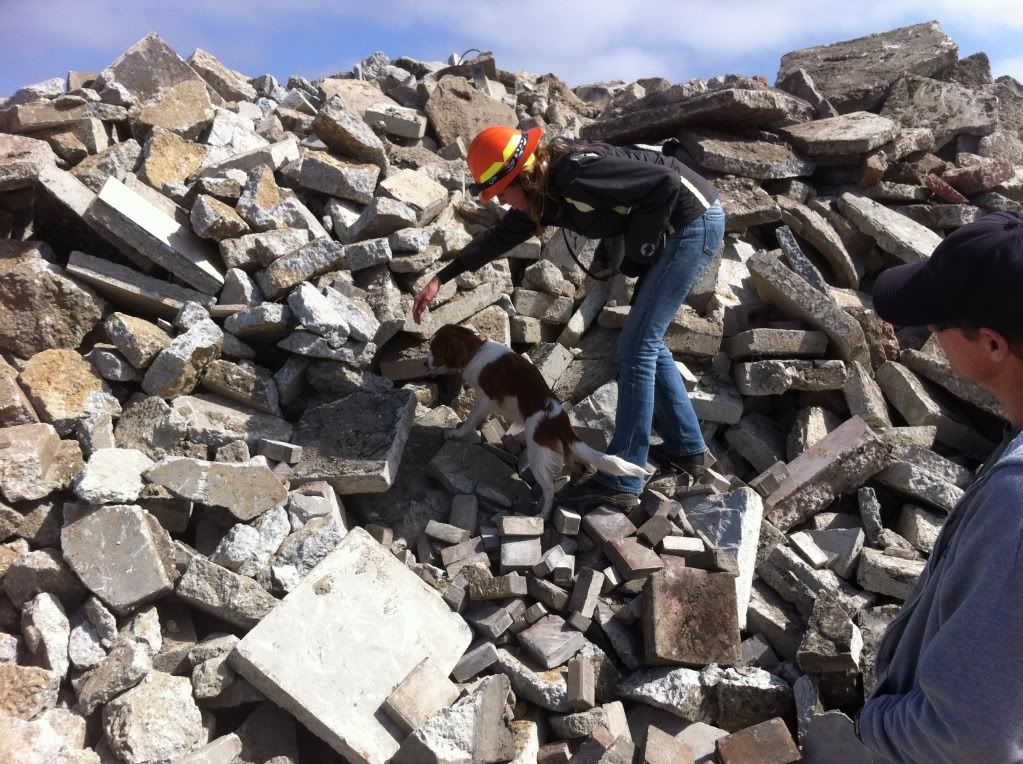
[413,276,442,324]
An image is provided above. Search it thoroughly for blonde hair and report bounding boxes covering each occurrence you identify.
[516,137,574,227]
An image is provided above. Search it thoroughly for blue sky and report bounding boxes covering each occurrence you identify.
[2,0,1022,97]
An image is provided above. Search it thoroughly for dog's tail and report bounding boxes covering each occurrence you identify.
[567,439,652,479]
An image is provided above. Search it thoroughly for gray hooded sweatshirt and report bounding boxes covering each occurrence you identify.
[861,431,1023,762]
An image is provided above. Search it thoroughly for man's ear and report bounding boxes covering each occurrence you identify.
[980,328,1010,360]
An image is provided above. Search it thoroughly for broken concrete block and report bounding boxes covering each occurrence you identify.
[19,349,119,437]
[715,717,799,764]
[837,192,942,263]
[61,504,176,615]
[3,547,86,610]
[78,636,153,714]
[724,328,828,360]
[803,527,865,579]
[896,504,943,555]
[20,592,70,679]
[644,568,742,666]
[175,555,277,629]
[734,360,848,396]
[874,461,963,513]
[856,548,925,600]
[146,457,287,521]
[616,666,714,724]
[747,251,869,366]
[0,242,105,358]
[0,663,61,720]
[72,447,153,504]
[0,424,80,502]
[797,593,863,673]
[141,318,223,399]
[102,671,205,764]
[519,614,588,670]
[685,488,763,628]
[85,176,224,294]
[231,528,471,763]
[382,657,460,736]
[394,673,517,764]
[290,389,416,494]
[313,94,389,174]
[765,417,888,531]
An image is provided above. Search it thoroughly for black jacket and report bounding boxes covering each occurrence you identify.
[436,142,719,283]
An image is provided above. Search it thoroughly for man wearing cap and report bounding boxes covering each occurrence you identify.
[856,210,1023,762]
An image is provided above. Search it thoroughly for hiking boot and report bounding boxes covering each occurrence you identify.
[648,445,707,480]
[555,478,640,510]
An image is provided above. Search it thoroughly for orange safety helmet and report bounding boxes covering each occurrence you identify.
[466,125,543,202]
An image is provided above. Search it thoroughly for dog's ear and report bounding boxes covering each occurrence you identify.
[430,325,474,368]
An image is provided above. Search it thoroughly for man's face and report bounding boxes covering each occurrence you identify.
[928,325,1001,383]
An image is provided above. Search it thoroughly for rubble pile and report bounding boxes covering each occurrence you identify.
[0,20,1020,763]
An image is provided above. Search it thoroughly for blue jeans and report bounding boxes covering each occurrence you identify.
[597,201,726,493]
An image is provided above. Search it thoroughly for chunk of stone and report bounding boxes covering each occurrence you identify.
[142,318,223,398]
[72,448,153,504]
[65,250,214,319]
[897,504,943,555]
[797,593,863,673]
[715,717,799,764]
[0,664,61,720]
[19,350,119,437]
[201,359,280,415]
[581,87,814,145]
[61,504,176,615]
[724,329,828,360]
[175,555,277,629]
[145,457,287,521]
[0,424,80,502]
[290,389,416,495]
[102,671,205,764]
[379,169,448,226]
[170,393,293,448]
[856,548,925,600]
[803,527,865,579]
[68,612,106,671]
[519,614,588,670]
[685,488,763,628]
[394,673,517,764]
[231,528,471,763]
[3,548,86,610]
[211,507,290,578]
[85,176,224,294]
[78,637,153,714]
[881,74,998,148]
[313,95,389,174]
[780,111,898,155]
[776,21,958,113]
[383,657,460,736]
[874,461,963,513]
[257,237,348,299]
[836,193,942,263]
[21,593,70,679]
[101,312,169,368]
[747,252,869,366]
[681,129,815,179]
[644,568,742,667]
[766,417,888,531]
[0,243,105,357]
[617,666,714,724]
[735,360,848,396]
[301,153,379,205]
[704,665,794,733]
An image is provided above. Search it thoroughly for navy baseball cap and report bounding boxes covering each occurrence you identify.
[872,210,1023,335]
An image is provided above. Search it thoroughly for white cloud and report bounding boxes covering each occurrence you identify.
[5,0,1023,90]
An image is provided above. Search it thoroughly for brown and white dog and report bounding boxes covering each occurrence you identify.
[428,324,651,517]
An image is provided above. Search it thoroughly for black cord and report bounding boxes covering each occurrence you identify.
[561,228,617,281]
[456,48,483,64]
